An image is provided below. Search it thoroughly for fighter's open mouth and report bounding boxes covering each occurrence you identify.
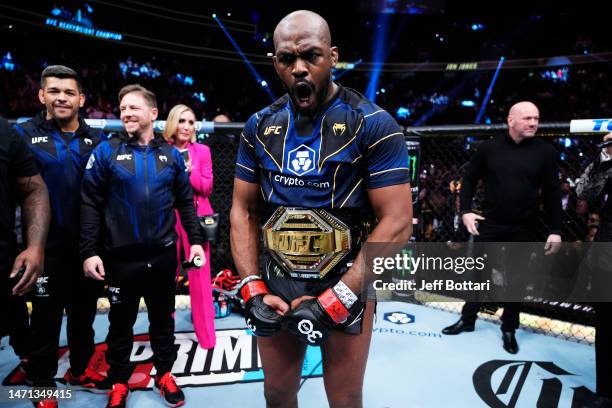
[295,82,313,102]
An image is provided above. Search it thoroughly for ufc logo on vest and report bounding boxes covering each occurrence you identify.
[31,137,48,144]
[264,126,282,135]
[117,154,132,161]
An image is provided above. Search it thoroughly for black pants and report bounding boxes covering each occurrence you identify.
[461,222,536,333]
[0,267,11,338]
[28,254,102,386]
[105,246,177,384]
[8,294,31,358]
[0,268,30,357]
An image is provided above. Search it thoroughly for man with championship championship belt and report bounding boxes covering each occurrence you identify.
[230,10,413,408]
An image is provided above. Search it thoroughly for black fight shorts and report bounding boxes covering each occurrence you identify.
[261,253,369,335]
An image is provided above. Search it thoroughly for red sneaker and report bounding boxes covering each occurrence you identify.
[67,367,110,393]
[106,383,129,408]
[33,399,57,408]
[154,372,185,407]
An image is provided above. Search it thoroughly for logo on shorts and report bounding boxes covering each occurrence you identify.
[297,319,323,344]
[108,286,121,304]
[332,123,346,136]
[287,144,315,176]
[383,311,415,325]
[35,276,49,298]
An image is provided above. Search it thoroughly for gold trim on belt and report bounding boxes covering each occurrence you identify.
[262,207,352,279]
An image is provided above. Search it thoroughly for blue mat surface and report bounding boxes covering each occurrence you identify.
[0,302,596,407]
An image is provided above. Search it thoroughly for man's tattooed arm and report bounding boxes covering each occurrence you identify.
[11,174,50,295]
[16,174,50,248]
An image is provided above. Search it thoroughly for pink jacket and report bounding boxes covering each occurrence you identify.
[185,142,214,216]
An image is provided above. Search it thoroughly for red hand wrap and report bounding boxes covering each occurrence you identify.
[240,280,268,303]
[317,288,351,324]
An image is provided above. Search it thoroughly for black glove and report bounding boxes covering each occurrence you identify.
[245,295,283,336]
[240,277,282,337]
[284,283,363,346]
[283,298,334,346]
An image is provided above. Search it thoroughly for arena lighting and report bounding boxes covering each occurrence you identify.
[192,92,206,103]
[461,100,476,107]
[1,52,15,71]
[471,23,485,31]
[176,74,194,86]
[365,13,391,102]
[396,106,410,119]
[430,94,449,105]
[212,14,275,101]
[415,78,475,125]
[119,60,160,79]
[475,56,505,124]
[541,67,569,82]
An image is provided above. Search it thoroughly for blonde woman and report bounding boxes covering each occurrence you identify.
[164,104,215,348]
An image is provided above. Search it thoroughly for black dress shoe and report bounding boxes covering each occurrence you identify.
[442,319,475,335]
[502,331,519,354]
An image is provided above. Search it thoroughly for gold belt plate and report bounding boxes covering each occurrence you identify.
[262,207,352,279]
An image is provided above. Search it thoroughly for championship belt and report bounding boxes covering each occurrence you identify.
[262,207,353,279]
